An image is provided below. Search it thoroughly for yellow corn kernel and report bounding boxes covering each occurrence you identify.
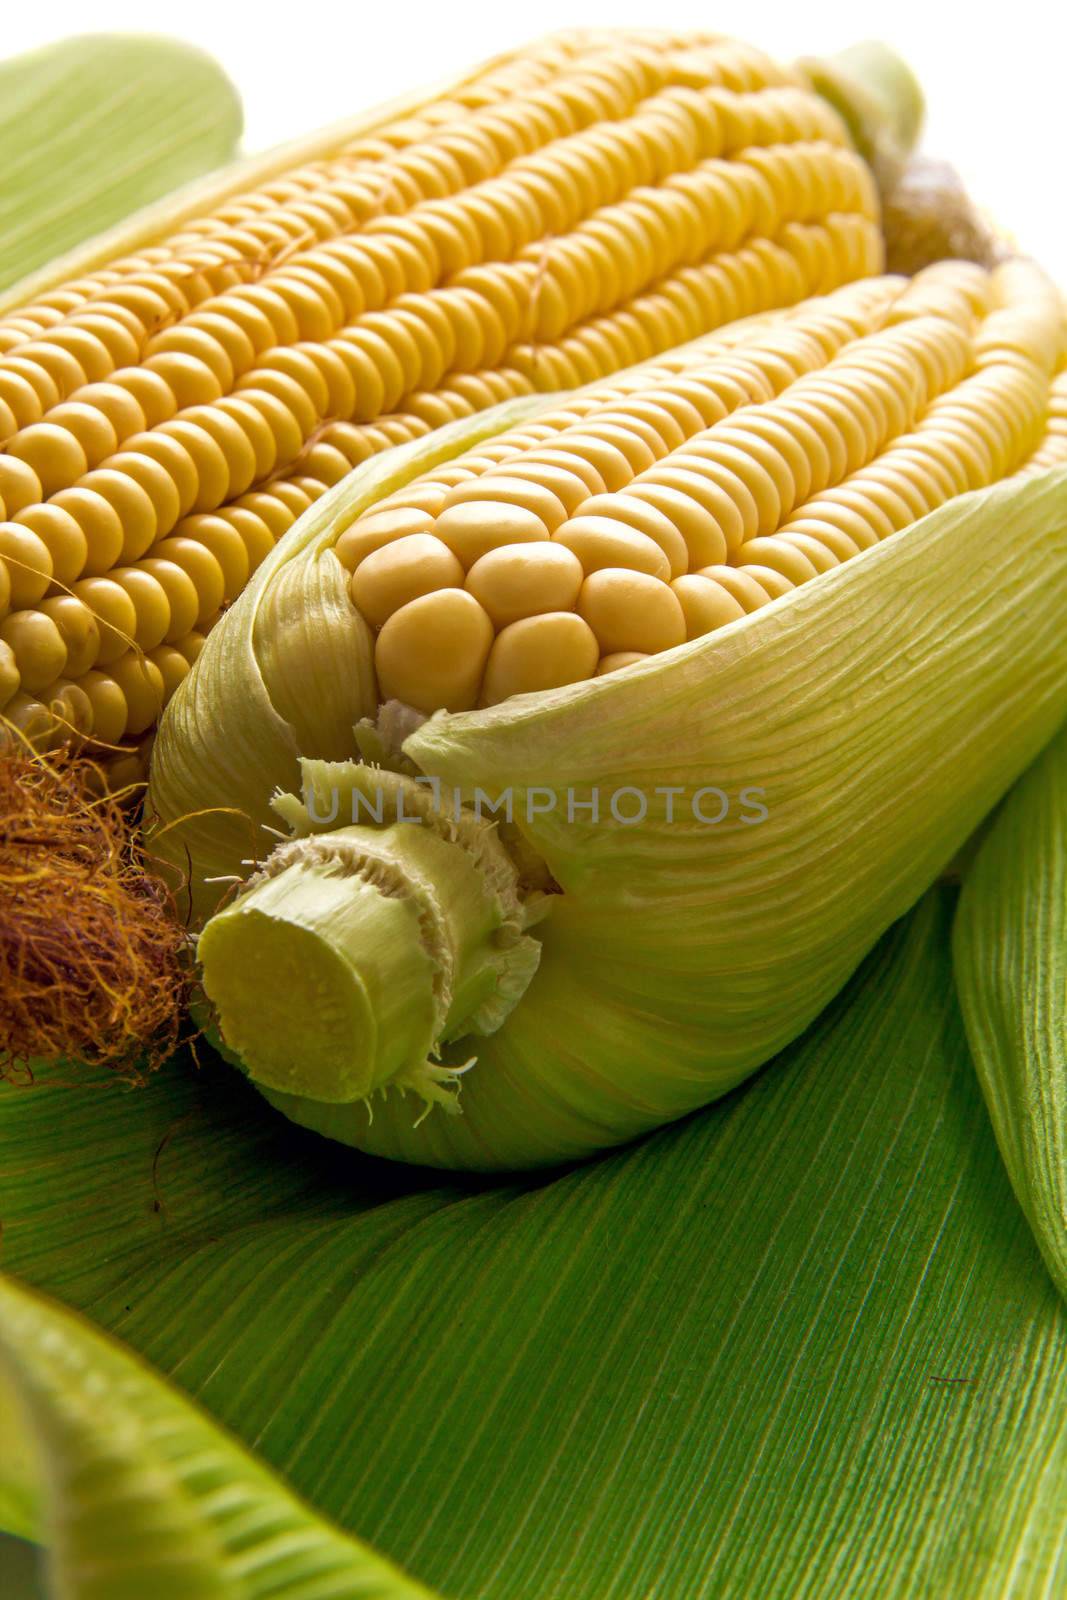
[465,542,584,626]
[375,588,494,712]
[481,611,599,703]
[0,610,67,693]
[39,595,100,678]
[351,534,465,628]
[0,522,52,609]
[0,638,19,708]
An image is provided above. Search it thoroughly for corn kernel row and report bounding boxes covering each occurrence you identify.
[334,259,1065,713]
[0,31,884,754]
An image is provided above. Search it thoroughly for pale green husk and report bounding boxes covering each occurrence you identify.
[149,362,1067,1169]
[0,1274,435,1598]
[0,35,242,294]
[954,723,1067,1301]
[4,891,1067,1597]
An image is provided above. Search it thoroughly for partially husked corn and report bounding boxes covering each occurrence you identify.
[0,28,887,754]
[331,259,1065,714]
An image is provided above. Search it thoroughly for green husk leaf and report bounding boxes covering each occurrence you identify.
[3,891,1067,1596]
[954,722,1067,1300]
[0,35,242,294]
[0,1274,437,1599]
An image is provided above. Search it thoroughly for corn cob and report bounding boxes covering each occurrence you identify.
[147,257,1067,1171]
[0,30,905,761]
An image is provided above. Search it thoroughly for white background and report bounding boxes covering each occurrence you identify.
[6,0,1067,281]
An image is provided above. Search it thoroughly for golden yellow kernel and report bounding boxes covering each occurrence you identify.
[523,448,608,497]
[221,507,275,574]
[80,467,157,562]
[0,371,45,430]
[481,611,600,704]
[109,652,165,735]
[174,627,208,666]
[159,420,231,513]
[138,557,201,643]
[375,588,493,712]
[48,487,125,577]
[577,567,686,655]
[301,443,352,488]
[553,515,671,581]
[55,318,132,375]
[574,492,688,577]
[0,454,44,517]
[0,638,19,707]
[435,500,550,567]
[671,574,748,639]
[146,324,236,389]
[548,432,635,492]
[119,431,198,520]
[3,355,61,413]
[103,452,182,542]
[69,576,136,665]
[596,650,649,675]
[147,643,191,701]
[662,453,763,544]
[181,406,258,500]
[626,477,734,565]
[108,568,171,651]
[780,511,867,560]
[172,514,250,603]
[239,367,318,438]
[10,504,84,588]
[78,669,128,745]
[39,595,100,677]
[0,611,67,693]
[155,535,227,625]
[144,350,224,409]
[695,564,773,611]
[17,339,88,396]
[351,533,465,628]
[67,381,146,442]
[0,522,52,608]
[740,562,795,600]
[216,396,279,481]
[43,679,93,739]
[465,541,584,626]
[110,366,178,428]
[2,691,55,747]
[334,506,436,572]
[773,530,845,572]
[735,535,821,584]
[39,401,119,465]
[5,421,87,496]
[494,461,596,515]
[234,491,295,541]
[439,474,569,530]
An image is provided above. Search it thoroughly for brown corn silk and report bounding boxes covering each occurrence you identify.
[0,743,187,1079]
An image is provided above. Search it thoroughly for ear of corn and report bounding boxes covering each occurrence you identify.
[147,258,1067,1170]
[0,29,915,765]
